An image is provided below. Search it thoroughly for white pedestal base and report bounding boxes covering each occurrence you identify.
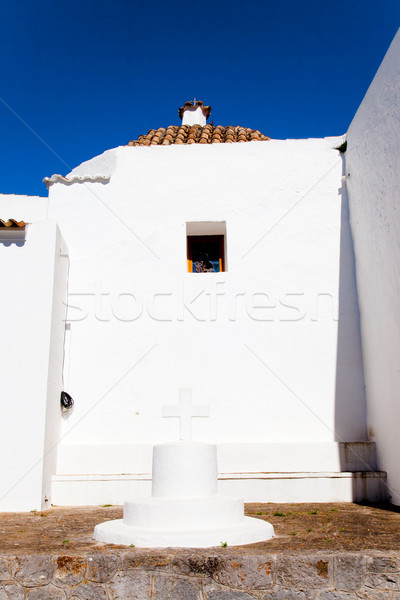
[93,441,275,547]
[124,496,244,529]
[94,515,274,548]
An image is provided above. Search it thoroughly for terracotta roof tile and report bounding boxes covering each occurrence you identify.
[127,125,269,147]
[0,219,26,228]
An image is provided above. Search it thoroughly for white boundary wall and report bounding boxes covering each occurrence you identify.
[0,213,68,510]
[346,29,400,504]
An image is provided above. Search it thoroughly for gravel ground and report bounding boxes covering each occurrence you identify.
[0,503,399,554]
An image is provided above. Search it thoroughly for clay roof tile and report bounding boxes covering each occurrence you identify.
[127,124,269,147]
[0,219,26,228]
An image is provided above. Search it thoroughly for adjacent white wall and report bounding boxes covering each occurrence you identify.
[346,29,400,504]
[0,193,48,222]
[46,135,366,478]
[0,218,68,510]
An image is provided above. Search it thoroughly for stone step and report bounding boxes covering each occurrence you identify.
[56,442,378,475]
[51,470,387,506]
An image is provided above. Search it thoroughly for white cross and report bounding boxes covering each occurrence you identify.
[162,389,209,441]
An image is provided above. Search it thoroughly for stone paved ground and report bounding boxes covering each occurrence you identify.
[0,502,399,554]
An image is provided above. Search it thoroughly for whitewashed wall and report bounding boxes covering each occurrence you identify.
[346,29,400,504]
[46,135,366,474]
[0,215,68,510]
[0,194,48,222]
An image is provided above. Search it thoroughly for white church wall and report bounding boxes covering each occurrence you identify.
[0,193,48,222]
[47,134,367,480]
[0,220,68,510]
[346,29,400,504]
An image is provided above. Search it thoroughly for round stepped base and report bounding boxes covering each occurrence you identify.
[124,496,244,529]
[94,440,275,547]
[94,515,274,548]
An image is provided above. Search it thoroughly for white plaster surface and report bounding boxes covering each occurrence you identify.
[94,515,274,548]
[46,136,367,474]
[181,105,207,126]
[52,470,387,505]
[0,117,374,507]
[123,496,244,529]
[55,442,378,475]
[0,220,68,510]
[44,174,110,185]
[0,193,47,222]
[346,28,400,504]
[152,441,217,497]
[52,439,382,505]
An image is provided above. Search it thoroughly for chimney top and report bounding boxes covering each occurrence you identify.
[179,99,211,126]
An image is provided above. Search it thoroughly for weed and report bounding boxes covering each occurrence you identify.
[62,539,69,544]
[326,539,332,542]
[308,510,318,515]
[330,508,338,512]
[290,531,297,536]
[220,541,228,548]
[274,511,285,517]
[129,544,135,547]
[103,504,112,507]
[256,512,262,515]
[340,527,345,531]
[306,528,312,533]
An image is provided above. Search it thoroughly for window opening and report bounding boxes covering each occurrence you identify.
[187,234,225,273]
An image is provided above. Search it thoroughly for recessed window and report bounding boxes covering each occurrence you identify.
[186,222,226,273]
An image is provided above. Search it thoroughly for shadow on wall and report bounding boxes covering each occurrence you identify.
[0,240,25,247]
[334,154,369,459]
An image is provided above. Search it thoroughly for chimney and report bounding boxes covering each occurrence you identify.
[178,100,211,127]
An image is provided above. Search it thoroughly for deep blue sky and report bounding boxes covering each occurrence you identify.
[0,0,398,196]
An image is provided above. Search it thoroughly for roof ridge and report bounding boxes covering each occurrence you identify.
[127,124,270,146]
